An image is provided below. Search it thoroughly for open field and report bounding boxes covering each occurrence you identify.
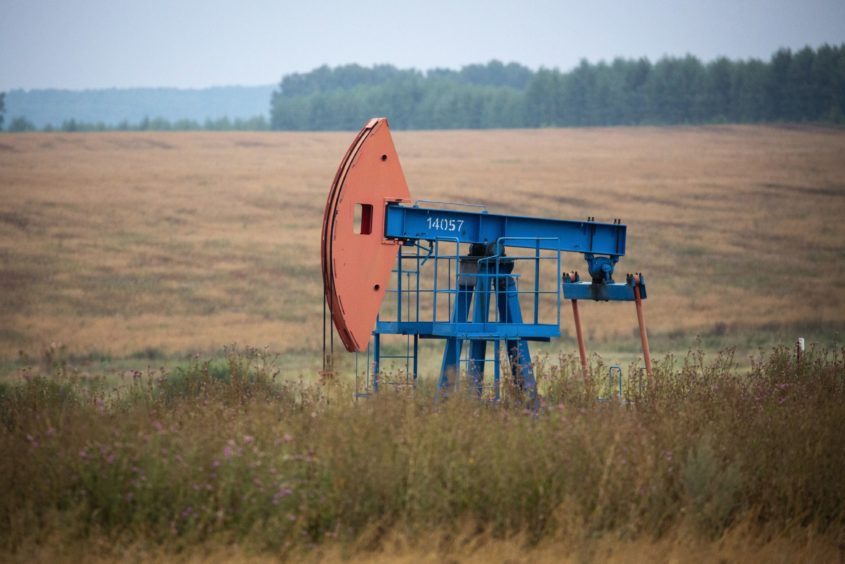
[1,125,845,375]
[1,126,845,559]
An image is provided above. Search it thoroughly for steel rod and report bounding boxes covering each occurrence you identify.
[633,275,653,377]
[571,299,588,378]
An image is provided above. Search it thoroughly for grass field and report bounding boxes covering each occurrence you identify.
[2,345,844,561]
[1,125,844,369]
[1,125,845,560]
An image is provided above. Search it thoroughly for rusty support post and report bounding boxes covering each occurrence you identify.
[571,301,589,377]
[568,273,589,377]
[632,274,652,377]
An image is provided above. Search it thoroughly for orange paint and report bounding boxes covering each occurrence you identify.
[632,274,652,377]
[322,118,412,352]
[567,272,589,377]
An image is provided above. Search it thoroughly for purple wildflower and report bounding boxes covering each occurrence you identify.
[273,487,293,505]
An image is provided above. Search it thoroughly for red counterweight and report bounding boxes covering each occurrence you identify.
[321,118,412,352]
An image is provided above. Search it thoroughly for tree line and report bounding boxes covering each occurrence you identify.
[0,85,273,131]
[270,45,845,130]
[2,45,844,132]
[1,114,269,133]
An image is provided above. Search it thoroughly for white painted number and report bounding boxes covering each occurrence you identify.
[426,217,464,232]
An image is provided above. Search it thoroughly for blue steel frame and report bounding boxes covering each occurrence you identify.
[384,204,626,255]
[357,203,641,401]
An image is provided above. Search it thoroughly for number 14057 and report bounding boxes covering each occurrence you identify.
[426,217,464,232]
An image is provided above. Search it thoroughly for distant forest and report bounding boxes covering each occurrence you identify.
[2,44,844,132]
[270,45,845,130]
[1,86,274,131]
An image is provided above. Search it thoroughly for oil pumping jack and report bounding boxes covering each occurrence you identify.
[321,118,652,401]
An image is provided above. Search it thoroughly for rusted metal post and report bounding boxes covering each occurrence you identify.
[568,272,589,377]
[632,274,652,377]
[571,301,589,377]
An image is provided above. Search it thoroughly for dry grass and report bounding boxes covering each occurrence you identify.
[1,345,843,561]
[8,525,844,563]
[3,127,845,561]
[1,126,844,366]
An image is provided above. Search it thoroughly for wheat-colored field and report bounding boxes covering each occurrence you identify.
[1,126,844,369]
[2,127,845,559]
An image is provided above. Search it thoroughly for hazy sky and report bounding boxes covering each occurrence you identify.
[2,0,844,91]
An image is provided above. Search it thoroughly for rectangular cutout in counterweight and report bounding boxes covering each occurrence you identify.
[354,203,373,235]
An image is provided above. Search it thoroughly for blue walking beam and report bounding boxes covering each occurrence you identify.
[384,204,626,256]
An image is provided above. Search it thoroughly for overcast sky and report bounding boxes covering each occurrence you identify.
[2,0,844,91]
